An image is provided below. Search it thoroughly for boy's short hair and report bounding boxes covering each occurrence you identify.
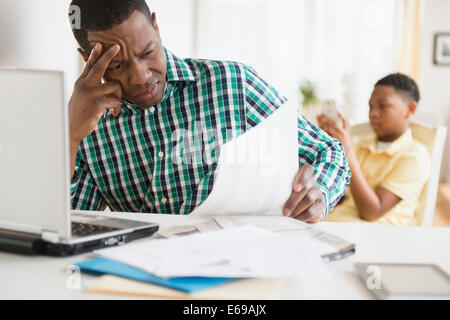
[375,73,420,103]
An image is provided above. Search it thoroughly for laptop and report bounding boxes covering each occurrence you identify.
[0,68,159,256]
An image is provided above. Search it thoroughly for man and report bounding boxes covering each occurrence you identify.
[68,0,350,223]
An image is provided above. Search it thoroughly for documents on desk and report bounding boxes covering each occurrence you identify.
[160,216,356,262]
[84,221,354,298]
[95,225,333,279]
[211,216,356,261]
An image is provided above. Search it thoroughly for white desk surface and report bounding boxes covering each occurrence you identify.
[1,211,449,300]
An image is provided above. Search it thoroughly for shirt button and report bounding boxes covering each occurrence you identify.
[149,106,155,113]
[161,197,167,204]
[158,151,164,158]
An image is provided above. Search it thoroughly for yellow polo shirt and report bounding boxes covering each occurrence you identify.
[325,128,430,226]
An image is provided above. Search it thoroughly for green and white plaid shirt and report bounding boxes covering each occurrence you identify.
[71,48,350,217]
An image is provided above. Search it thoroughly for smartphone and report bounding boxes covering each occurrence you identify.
[354,263,450,300]
[321,99,342,126]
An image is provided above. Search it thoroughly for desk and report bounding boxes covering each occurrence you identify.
[0,211,449,299]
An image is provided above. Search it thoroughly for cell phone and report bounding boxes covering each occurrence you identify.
[354,263,450,300]
[321,99,342,126]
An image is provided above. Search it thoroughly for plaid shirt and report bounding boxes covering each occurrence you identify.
[71,48,350,217]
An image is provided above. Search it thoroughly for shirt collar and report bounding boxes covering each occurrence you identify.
[358,128,413,156]
[165,47,198,82]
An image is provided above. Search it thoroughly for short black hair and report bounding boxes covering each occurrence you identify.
[375,73,420,103]
[69,0,152,51]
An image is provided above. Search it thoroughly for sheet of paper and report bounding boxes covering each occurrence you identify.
[189,99,299,216]
[212,216,352,255]
[95,237,168,274]
[214,215,314,233]
[154,225,331,278]
[95,225,331,279]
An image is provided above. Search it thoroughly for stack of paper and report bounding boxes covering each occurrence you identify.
[94,225,332,279]
[75,224,337,298]
[159,216,356,262]
[204,216,356,261]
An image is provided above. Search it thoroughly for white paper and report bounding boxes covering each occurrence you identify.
[95,237,168,274]
[96,224,331,279]
[212,216,348,256]
[189,99,299,216]
[155,225,330,278]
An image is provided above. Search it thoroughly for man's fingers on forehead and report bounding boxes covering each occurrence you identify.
[99,44,120,65]
[79,43,100,78]
[89,44,120,80]
[87,43,102,64]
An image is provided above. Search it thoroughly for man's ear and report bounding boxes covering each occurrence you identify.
[406,101,417,119]
[77,48,89,63]
[151,12,160,32]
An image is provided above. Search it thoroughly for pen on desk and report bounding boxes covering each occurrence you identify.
[322,248,356,262]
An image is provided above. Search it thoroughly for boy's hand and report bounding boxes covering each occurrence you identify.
[282,164,325,223]
[317,112,351,149]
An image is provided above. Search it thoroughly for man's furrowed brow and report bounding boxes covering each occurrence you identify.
[140,40,156,53]
[99,40,156,64]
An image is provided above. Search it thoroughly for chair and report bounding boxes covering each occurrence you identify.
[350,122,447,226]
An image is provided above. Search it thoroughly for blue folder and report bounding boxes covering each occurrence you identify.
[75,257,237,293]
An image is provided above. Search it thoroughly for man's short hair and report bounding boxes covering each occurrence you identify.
[375,73,420,103]
[69,0,152,51]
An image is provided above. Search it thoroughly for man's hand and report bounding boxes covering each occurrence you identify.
[69,43,122,176]
[69,43,122,144]
[282,164,325,223]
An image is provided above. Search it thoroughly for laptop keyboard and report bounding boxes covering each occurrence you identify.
[71,222,118,237]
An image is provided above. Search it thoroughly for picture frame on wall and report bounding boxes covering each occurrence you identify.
[433,33,450,66]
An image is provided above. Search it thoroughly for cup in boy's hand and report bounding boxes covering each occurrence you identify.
[320,99,342,126]
[317,109,351,151]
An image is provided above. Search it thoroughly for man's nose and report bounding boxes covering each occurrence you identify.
[129,60,151,86]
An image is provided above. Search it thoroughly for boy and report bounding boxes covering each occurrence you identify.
[317,73,429,225]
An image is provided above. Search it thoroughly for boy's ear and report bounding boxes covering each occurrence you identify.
[77,48,89,63]
[407,101,417,118]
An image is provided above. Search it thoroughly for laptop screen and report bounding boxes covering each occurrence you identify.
[0,68,70,238]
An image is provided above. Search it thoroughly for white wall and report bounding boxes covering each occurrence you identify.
[147,0,195,58]
[193,0,403,126]
[0,0,79,103]
[417,0,450,182]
